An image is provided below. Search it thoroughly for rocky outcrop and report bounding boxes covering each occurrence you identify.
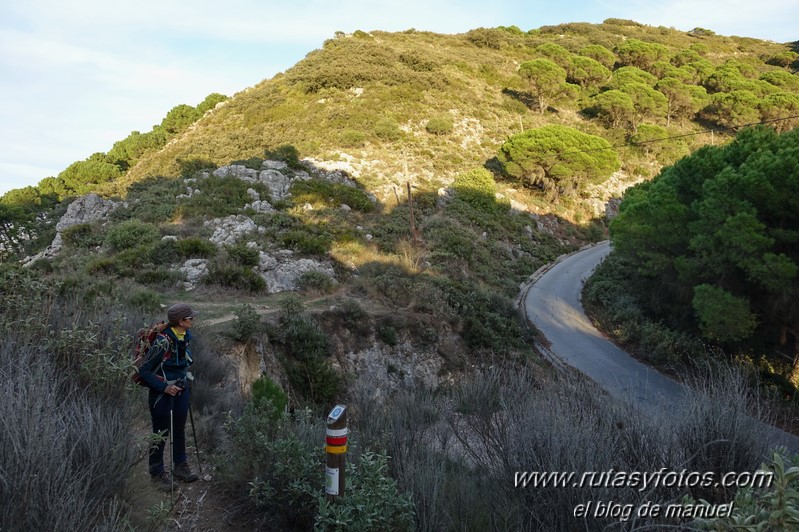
[245,188,274,213]
[179,259,209,291]
[256,251,336,293]
[23,194,119,266]
[210,160,312,202]
[56,194,119,231]
[339,342,444,396]
[204,215,265,246]
[210,159,369,203]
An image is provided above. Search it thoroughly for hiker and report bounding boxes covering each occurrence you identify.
[138,303,200,489]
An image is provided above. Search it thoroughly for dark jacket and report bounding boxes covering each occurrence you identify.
[138,327,194,392]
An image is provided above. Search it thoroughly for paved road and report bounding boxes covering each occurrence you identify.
[522,240,799,450]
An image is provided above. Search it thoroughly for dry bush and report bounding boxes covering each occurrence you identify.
[0,318,134,530]
[348,361,778,531]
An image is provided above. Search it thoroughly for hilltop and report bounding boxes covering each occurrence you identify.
[4,20,797,209]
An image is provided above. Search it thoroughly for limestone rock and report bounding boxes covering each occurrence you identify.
[262,160,288,170]
[212,164,259,182]
[180,259,209,291]
[24,193,118,266]
[56,194,119,232]
[204,215,262,246]
[258,169,292,200]
[258,256,336,293]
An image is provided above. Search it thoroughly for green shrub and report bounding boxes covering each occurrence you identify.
[584,221,605,242]
[377,324,398,346]
[223,403,322,529]
[231,156,264,170]
[180,175,269,218]
[147,238,178,265]
[251,375,288,419]
[105,220,160,251]
[315,451,415,531]
[204,264,266,292]
[336,298,369,333]
[424,217,476,260]
[290,179,375,213]
[232,303,261,341]
[340,130,366,147]
[176,238,217,259]
[252,212,300,232]
[86,257,118,275]
[115,175,182,223]
[451,168,499,212]
[264,145,302,169]
[425,115,454,135]
[226,243,260,268]
[177,157,215,178]
[61,223,104,248]
[114,244,157,271]
[127,288,162,312]
[297,270,335,294]
[278,296,340,405]
[280,297,327,361]
[280,230,332,255]
[698,450,799,530]
[374,117,402,141]
[285,355,340,406]
[134,269,182,287]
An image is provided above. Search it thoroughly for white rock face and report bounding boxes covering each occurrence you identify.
[342,342,444,395]
[248,200,275,213]
[213,159,364,204]
[204,215,263,246]
[258,169,293,200]
[24,193,119,266]
[303,157,362,180]
[258,251,278,271]
[180,259,209,291]
[257,255,336,293]
[243,188,274,213]
[56,194,119,232]
[262,160,288,170]
[212,164,259,182]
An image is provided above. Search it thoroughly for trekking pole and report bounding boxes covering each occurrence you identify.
[170,395,175,498]
[187,400,202,475]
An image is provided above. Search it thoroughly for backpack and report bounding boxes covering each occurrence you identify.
[131,321,172,386]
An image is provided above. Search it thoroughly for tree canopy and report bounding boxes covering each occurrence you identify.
[609,126,799,349]
[498,125,620,199]
[518,59,572,114]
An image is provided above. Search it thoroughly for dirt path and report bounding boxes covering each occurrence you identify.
[134,289,390,530]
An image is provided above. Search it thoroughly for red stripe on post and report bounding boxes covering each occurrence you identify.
[326,436,348,446]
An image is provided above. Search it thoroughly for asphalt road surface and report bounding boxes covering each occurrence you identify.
[523,240,799,451]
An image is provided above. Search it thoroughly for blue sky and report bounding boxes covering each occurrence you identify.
[0,0,796,195]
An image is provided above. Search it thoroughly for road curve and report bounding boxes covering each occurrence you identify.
[522,240,799,450]
[523,241,683,409]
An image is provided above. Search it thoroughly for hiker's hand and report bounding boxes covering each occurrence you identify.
[165,384,182,396]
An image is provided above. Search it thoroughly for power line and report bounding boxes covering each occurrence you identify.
[628,114,799,148]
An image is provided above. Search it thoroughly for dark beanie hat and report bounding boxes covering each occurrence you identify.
[167,303,198,323]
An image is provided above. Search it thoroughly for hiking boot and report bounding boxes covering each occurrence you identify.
[173,461,199,482]
[151,471,175,492]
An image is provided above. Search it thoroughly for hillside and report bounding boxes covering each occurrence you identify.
[2,20,799,531]
[104,22,794,196]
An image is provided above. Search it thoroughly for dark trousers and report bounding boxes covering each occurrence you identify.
[148,388,190,476]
